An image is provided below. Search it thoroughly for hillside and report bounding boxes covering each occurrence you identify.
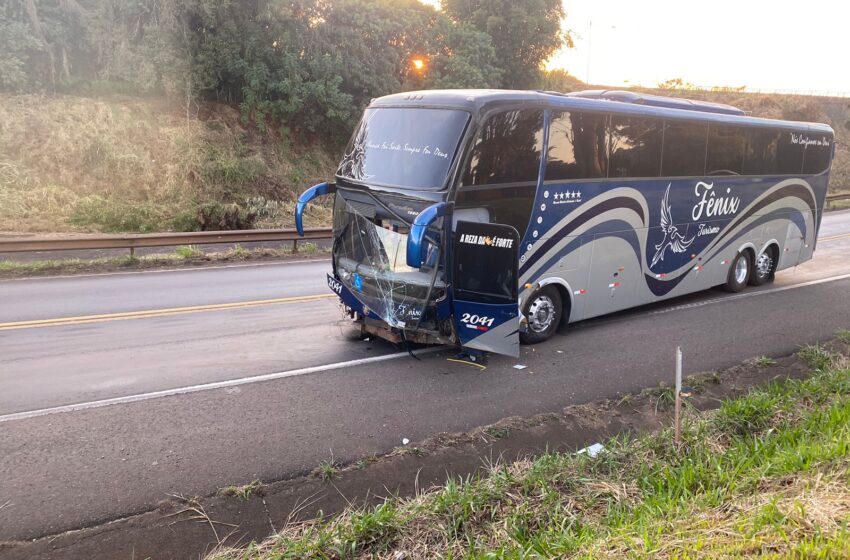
[0,91,846,234]
[0,95,337,234]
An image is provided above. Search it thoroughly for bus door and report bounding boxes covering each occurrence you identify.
[452,221,521,357]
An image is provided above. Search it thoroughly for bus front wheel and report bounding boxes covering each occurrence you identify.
[724,251,752,292]
[520,286,562,344]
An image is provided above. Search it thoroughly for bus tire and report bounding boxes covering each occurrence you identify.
[724,251,751,292]
[520,286,562,345]
[749,246,777,286]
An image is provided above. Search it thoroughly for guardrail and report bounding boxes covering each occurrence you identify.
[0,193,848,257]
[0,227,333,255]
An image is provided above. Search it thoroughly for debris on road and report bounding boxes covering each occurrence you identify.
[576,442,606,458]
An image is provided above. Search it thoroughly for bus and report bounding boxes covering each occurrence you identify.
[296,89,835,358]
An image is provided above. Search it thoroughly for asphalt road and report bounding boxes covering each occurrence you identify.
[2,210,850,542]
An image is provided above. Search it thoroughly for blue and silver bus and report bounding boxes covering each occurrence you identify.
[296,89,835,357]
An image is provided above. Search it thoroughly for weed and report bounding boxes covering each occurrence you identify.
[485,426,512,439]
[798,344,835,370]
[227,244,250,259]
[219,480,262,500]
[315,460,338,482]
[837,329,850,344]
[298,242,318,254]
[174,245,204,259]
[714,388,781,437]
[749,355,778,367]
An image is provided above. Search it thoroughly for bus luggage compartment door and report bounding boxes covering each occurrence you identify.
[452,221,521,357]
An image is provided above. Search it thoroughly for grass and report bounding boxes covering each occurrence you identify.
[315,460,339,482]
[0,94,336,233]
[210,347,850,559]
[219,480,263,501]
[747,355,778,367]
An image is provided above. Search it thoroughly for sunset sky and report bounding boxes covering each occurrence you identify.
[420,0,850,94]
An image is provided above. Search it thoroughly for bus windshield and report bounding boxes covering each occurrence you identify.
[336,107,469,190]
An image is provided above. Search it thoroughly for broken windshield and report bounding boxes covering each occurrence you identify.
[333,195,444,329]
[337,108,469,190]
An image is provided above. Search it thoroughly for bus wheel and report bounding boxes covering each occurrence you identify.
[724,251,751,292]
[749,247,777,286]
[520,286,562,345]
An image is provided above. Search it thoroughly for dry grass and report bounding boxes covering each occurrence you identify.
[0,94,336,233]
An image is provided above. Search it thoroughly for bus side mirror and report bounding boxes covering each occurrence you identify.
[406,202,447,268]
[295,182,336,236]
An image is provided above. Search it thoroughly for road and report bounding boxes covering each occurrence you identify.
[2,211,850,542]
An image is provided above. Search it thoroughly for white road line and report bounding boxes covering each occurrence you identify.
[0,347,445,424]
[0,257,331,283]
[650,272,850,315]
[3,272,850,424]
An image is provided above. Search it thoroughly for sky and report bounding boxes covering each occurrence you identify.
[420,0,850,94]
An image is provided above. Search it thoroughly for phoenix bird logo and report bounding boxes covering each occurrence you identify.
[651,184,694,269]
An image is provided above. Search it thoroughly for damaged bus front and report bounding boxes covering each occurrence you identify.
[295,94,522,357]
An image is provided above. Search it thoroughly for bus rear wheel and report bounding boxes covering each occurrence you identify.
[520,286,562,345]
[749,247,777,286]
[724,251,752,292]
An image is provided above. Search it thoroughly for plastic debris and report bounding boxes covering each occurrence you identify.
[556,350,564,354]
[577,443,606,458]
[402,438,410,445]
[513,364,528,370]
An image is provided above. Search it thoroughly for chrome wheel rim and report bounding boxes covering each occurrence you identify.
[734,255,749,284]
[755,252,772,278]
[527,295,556,333]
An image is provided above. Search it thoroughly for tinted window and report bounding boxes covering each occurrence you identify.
[453,221,519,304]
[661,120,707,177]
[800,133,833,174]
[462,109,544,186]
[775,130,806,174]
[545,111,609,181]
[743,129,780,175]
[609,117,663,178]
[706,125,745,175]
[337,108,469,190]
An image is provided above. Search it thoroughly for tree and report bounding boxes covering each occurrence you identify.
[441,0,570,89]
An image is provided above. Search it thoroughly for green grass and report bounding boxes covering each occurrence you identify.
[748,355,777,367]
[315,460,339,482]
[211,350,850,560]
[219,480,263,501]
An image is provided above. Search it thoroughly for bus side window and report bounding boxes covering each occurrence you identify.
[776,130,805,174]
[545,111,608,181]
[802,134,833,174]
[661,120,708,177]
[457,109,544,236]
[462,110,543,186]
[608,116,663,178]
[743,129,780,175]
[706,125,744,175]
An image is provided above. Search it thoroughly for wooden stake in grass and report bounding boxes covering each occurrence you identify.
[674,346,683,447]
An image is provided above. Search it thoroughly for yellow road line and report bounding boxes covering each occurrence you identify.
[0,293,336,331]
[819,232,850,243]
